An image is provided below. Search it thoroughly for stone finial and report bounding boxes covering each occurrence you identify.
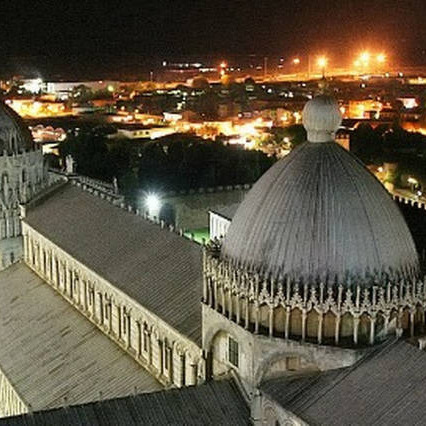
[302,95,342,143]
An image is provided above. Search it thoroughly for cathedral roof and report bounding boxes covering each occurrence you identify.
[221,96,419,283]
[0,101,34,154]
[24,183,203,345]
[261,339,426,425]
[0,264,161,412]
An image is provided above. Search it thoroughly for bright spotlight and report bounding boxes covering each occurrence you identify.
[146,194,161,211]
[360,51,370,64]
[317,57,328,68]
[376,53,386,63]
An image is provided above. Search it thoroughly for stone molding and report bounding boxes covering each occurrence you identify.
[203,248,426,346]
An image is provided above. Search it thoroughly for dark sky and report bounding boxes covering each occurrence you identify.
[0,0,425,72]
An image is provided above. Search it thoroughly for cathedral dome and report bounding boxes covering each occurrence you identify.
[0,101,34,154]
[221,95,419,283]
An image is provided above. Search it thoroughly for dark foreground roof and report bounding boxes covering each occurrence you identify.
[1,380,250,426]
[261,339,426,426]
[24,183,203,345]
[0,264,161,413]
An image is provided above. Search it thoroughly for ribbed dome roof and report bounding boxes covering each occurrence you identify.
[0,101,34,154]
[221,97,419,283]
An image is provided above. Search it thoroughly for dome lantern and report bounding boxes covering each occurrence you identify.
[302,95,342,143]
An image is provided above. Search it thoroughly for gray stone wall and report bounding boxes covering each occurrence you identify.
[202,305,363,397]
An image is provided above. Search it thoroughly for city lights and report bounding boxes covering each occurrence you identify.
[317,56,328,78]
[292,58,301,65]
[353,51,387,73]
[376,53,386,63]
[317,57,328,69]
[360,51,370,65]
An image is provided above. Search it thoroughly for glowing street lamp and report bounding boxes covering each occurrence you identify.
[219,61,227,77]
[292,58,301,65]
[376,53,386,64]
[360,51,370,64]
[146,193,161,219]
[317,56,328,78]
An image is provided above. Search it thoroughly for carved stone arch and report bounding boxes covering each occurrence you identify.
[273,305,286,335]
[255,349,318,386]
[262,399,279,426]
[375,311,387,339]
[323,309,336,340]
[340,312,353,341]
[414,304,425,335]
[289,307,302,338]
[151,325,160,341]
[306,309,319,340]
[358,312,371,345]
[401,307,411,334]
[259,303,270,332]
[1,172,9,187]
[173,342,186,357]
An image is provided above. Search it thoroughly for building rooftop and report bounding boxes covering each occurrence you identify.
[1,379,250,426]
[261,339,426,426]
[24,183,203,345]
[211,203,240,221]
[0,263,161,414]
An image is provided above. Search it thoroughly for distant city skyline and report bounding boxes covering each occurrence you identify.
[0,0,425,73]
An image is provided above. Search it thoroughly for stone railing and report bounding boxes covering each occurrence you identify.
[162,183,252,198]
[393,194,426,211]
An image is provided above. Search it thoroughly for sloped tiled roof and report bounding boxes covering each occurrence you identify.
[0,264,161,413]
[24,183,203,345]
[261,339,426,425]
[1,379,250,426]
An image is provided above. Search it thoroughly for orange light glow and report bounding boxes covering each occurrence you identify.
[376,53,386,63]
[292,58,301,65]
[317,57,328,68]
[360,51,370,65]
[219,61,227,68]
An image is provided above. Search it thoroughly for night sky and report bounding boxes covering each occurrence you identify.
[0,0,425,75]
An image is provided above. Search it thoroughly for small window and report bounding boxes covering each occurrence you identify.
[286,356,300,371]
[164,347,171,372]
[143,329,149,352]
[228,337,239,368]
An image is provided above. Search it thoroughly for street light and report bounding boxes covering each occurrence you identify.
[146,193,161,219]
[376,53,386,64]
[219,61,227,77]
[292,58,301,65]
[317,56,328,78]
